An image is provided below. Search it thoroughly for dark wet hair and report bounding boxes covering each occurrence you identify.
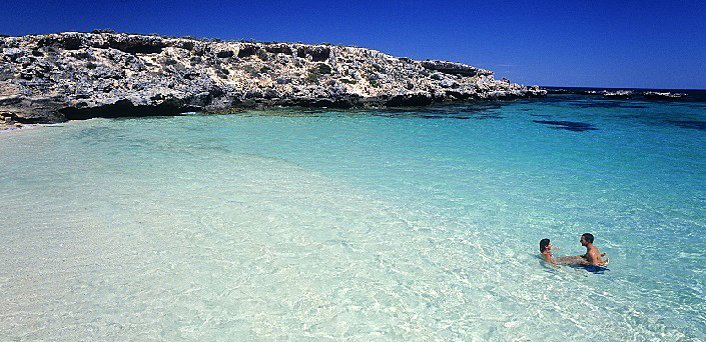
[540,238,550,252]
[582,233,594,244]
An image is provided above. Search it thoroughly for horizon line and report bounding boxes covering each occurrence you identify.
[540,85,706,91]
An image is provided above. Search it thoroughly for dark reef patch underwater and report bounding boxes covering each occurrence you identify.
[666,120,706,131]
[532,120,599,132]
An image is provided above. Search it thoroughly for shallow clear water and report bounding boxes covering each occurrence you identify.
[1,96,705,341]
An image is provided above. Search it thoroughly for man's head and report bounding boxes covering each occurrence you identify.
[540,238,551,253]
[580,233,594,246]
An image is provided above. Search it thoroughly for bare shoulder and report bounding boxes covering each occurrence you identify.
[589,246,602,257]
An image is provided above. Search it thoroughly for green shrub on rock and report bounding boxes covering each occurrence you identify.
[306,63,333,83]
[316,63,332,74]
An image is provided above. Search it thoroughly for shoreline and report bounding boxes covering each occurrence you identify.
[0,122,39,133]
[0,98,526,133]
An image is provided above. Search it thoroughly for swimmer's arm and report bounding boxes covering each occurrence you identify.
[553,256,583,265]
[579,252,606,261]
[585,258,609,266]
[575,258,593,265]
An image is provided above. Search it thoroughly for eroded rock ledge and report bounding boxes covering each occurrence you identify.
[0,32,545,123]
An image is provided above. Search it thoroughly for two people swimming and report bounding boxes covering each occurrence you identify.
[540,233,608,266]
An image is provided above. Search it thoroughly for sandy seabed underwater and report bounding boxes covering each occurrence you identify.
[1,96,705,340]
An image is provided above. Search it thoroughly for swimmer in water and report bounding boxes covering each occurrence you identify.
[576,233,608,266]
[539,238,554,263]
[539,234,608,266]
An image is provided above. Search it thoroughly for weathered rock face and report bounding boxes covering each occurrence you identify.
[0,32,545,123]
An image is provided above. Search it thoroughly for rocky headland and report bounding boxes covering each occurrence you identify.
[0,31,545,126]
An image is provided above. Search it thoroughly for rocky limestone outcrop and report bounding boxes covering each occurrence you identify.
[0,32,545,123]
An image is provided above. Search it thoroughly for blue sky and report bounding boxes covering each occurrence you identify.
[2,1,705,89]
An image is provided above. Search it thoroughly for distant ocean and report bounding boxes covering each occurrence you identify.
[1,92,704,340]
[543,86,706,102]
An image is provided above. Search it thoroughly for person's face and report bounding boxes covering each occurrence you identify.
[580,236,587,246]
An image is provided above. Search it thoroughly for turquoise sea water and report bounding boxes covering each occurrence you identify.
[1,96,705,340]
